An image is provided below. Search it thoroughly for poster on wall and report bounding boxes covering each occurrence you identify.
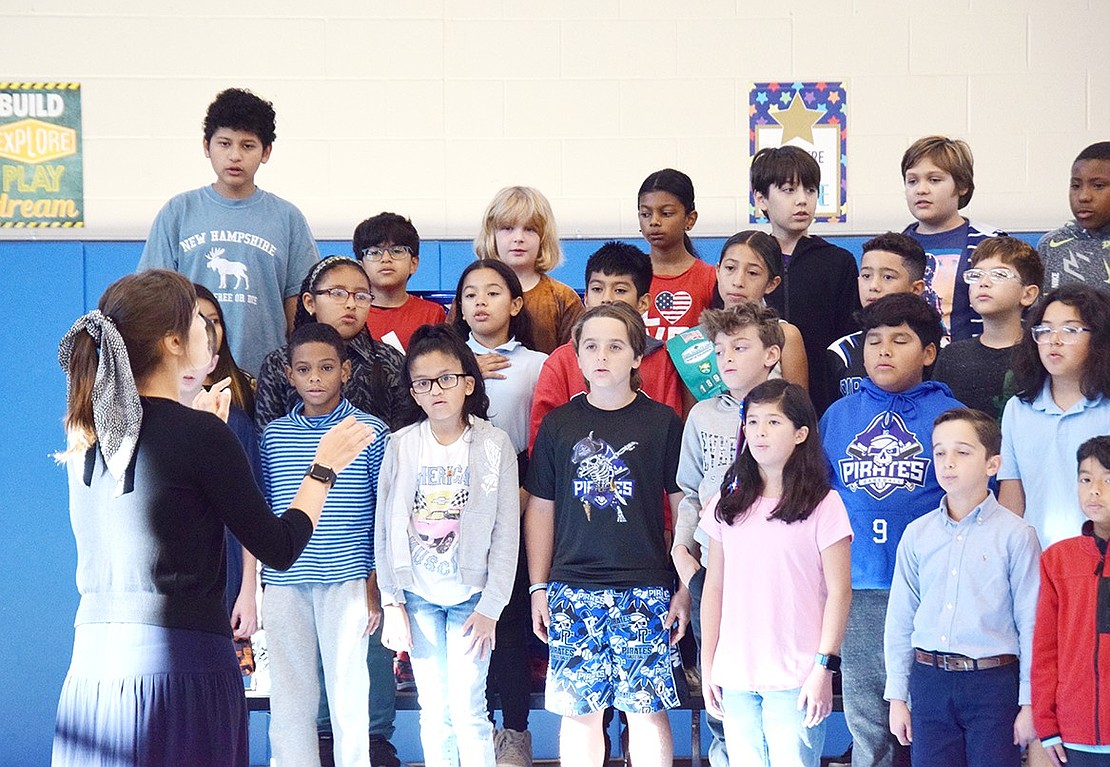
[0,82,83,228]
[749,81,847,223]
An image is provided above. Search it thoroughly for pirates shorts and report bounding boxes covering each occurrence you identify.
[544,581,680,716]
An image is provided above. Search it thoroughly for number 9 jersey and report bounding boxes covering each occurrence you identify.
[819,377,964,589]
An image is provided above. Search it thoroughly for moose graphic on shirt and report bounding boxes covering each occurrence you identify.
[205,248,250,290]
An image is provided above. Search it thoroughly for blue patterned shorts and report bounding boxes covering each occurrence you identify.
[544,582,680,716]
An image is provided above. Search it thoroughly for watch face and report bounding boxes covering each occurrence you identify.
[308,464,336,484]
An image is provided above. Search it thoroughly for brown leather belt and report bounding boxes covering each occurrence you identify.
[914,649,1018,672]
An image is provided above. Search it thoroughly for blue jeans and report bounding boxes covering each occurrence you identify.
[406,591,495,767]
[908,660,1020,767]
[721,687,825,767]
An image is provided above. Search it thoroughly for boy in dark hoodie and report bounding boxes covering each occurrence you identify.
[820,292,963,767]
[753,145,860,415]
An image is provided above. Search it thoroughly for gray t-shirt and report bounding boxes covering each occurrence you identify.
[138,185,320,375]
[1039,220,1110,291]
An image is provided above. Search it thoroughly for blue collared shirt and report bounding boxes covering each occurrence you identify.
[465,335,547,454]
[1000,382,1110,547]
[884,492,1041,704]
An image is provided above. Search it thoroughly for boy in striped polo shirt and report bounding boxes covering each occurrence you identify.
[261,322,390,767]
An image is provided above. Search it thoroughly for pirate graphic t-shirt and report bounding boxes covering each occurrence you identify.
[407,422,479,605]
[527,392,683,590]
[643,259,717,342]
[139,185,320,376]
[820,378,963,589]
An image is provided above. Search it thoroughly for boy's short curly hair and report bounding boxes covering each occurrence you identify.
[901,136,975,209]
[861,232,928,282]
[1076,142,1110,163]
[1078,435,1110,472]
[701,302,785,351]
[287,321,346,365]
[203,88,277,147]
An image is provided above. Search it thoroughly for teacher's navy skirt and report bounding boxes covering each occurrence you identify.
[53,623,248,767]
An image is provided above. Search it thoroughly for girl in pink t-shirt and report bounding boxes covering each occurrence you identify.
[699,379,852,767]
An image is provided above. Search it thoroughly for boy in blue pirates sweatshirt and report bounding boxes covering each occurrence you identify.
[820,293,963,767]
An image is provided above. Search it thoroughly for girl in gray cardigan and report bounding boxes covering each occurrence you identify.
[375,326,519,767]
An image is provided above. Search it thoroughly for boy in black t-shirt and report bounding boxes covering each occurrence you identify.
[525,302,688,766]
[932,237,1042,421]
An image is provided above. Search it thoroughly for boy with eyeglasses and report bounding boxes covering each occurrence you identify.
[354,212,446,353]
[139,88,320,376]
[932,237,1043,420]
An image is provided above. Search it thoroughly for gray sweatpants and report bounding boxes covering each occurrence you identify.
[266,580,371,767]
[841,589,909,767]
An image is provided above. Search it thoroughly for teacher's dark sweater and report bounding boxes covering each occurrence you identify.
[67,397,314,636]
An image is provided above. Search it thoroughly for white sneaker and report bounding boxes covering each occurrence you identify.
[493,727,533,767]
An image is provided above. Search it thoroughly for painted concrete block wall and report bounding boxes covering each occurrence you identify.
[0,0,1104,243]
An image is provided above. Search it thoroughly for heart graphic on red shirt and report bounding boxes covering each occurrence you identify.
[655,291,693,324]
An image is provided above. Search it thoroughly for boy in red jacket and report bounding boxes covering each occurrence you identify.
[1034,435,1110,767]
[527,241,683,451]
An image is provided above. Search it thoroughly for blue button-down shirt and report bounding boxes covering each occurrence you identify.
[884,492,1041,704]
[999,383,1110,548]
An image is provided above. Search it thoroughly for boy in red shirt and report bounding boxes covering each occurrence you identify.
[528,241,683,451]
[355,212,445,352]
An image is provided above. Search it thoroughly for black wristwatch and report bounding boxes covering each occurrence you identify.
[815,653,842,674]
[304,463,337,488]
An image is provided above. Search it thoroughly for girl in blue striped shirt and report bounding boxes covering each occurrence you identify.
[260,322,390,767]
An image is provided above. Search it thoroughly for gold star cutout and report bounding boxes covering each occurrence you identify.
[770,93,824,144]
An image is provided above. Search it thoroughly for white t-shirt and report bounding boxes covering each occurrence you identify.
[407,421,480,605]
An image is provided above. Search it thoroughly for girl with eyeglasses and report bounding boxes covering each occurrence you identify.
[254,256,410,433]
[998,284,1110,549]
[376,324,520,767]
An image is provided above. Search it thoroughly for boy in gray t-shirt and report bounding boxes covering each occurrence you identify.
[139,88,319,375]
